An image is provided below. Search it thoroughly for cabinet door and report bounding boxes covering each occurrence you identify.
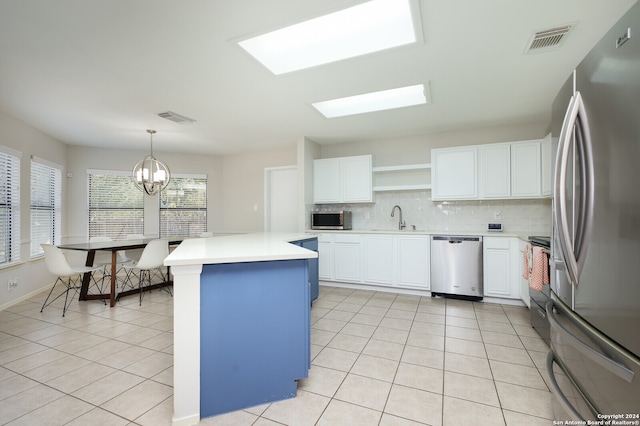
[363,235,394,285]
[342,155,373,203]
[396,235,430,289]
[318,240,334,280]
[518,240,530,308]
[298,238,319,302]
[313,158,340,203]
[478,143,511,199]
[483,237,512,297]
[541,134,552,197]
[334,235,363,282]
[484,248,511,297]
[511,141,542,198]
[432,147,478,200]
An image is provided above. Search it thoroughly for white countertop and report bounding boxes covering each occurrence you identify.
[306,229,532,240]
[164,232,318,267]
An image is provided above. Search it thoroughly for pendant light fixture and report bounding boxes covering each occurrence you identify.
[132,129,171,196]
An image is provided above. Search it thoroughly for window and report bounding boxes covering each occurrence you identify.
[30,157,62,257]
[88,170,143,240]
[0,146,20,266]
[160,174,207,237]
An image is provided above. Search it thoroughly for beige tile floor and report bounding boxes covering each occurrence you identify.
[0,284,554,425]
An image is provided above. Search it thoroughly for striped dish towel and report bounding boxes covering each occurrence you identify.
[523,243,549,291]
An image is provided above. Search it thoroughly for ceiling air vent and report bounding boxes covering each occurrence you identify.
[158,111,196,124]
[524,24,574,54]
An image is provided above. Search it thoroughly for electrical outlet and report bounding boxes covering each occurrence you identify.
[493,211,502,220]
[7,277,18,291]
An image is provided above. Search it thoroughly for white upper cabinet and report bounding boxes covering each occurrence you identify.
[475,139,553,200]
[431,146,478,200]
[511,141,542,198]
[541,132,552,197]
[313,158,341,203]
[478,143,511,199]
[342,155,373,203]
[313,155,372,204]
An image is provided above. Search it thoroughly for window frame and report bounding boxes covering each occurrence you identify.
[0,145,21,267]
[30,156,63,258]
[159,173,207,238]
[87,169,144,240]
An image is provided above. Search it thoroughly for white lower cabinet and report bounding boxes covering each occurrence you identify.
[363,235,394,285]
[396,235,430,290]
[518,239,530,308]
[334,234,363,283]
[317,234,334,281]
[319,233,429,290]
[483,237,521,300]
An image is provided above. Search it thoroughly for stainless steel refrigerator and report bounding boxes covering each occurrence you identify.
[548,1,640,420]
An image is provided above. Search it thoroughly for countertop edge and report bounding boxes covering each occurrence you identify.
[164,232,318,267]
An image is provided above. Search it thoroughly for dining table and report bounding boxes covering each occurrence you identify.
[57,237,183,307]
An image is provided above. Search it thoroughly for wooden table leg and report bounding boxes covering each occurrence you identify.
[79,250,96,301]
[110,251,117,307]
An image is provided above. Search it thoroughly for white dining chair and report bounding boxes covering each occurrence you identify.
[122,239,170,305]
[40,244,103,317]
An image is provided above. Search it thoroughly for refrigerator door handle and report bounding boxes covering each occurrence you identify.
[553,91,594,286]
[573,94,595,276]
[554,94,579,285]
[547,299,635,383]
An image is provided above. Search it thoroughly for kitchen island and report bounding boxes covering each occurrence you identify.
[165,233,318,426]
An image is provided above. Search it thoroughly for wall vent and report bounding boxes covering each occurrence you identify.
[524,24,574,54]
[158,111,196,124]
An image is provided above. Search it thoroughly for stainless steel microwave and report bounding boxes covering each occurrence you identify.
[311,211,352,230]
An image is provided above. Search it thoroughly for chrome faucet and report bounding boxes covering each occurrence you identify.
[391,205,406,230]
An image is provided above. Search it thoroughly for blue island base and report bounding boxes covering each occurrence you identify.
[199,259,311,418]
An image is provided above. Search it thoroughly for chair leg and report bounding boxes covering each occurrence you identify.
[91,268,107,305]
[139,270,146,306]
[40,277,64,313]
[41,276,81,317]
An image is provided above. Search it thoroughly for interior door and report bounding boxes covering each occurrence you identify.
[264,166,298,232]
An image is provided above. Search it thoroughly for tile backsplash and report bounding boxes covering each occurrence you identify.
[312,190,552,236]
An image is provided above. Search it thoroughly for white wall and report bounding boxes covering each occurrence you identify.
[222,146,297,233]
[66,146,225,241]
[319,121,547,163]
[0,111,69,308]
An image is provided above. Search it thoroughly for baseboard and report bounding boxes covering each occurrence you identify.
[0,286,49,311]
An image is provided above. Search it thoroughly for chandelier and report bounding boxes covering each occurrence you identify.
[132,129,171,196]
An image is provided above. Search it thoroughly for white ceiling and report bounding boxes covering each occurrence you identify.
[0,0,636,155]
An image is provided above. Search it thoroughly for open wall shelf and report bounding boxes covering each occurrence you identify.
[372,163,432,192]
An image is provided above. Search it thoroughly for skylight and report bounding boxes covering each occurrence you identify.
[238,0,419,75]
[312,84,428,118]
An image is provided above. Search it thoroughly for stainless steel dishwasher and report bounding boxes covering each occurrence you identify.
[430,236,483,300]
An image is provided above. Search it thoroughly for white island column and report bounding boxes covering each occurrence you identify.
[171,263,202,426]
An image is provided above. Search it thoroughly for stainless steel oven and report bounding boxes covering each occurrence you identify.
[528,236,551,346]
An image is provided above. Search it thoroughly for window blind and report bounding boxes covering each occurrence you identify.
[0,147,21,265]
[88,170,143,240]
[160,175,207,237]
[30,157,62,257]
